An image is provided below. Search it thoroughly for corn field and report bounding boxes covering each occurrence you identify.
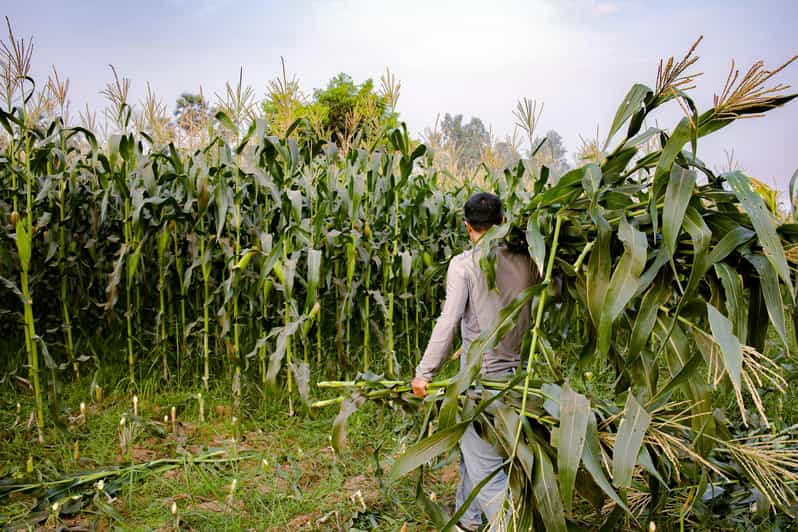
[2,23,798,529]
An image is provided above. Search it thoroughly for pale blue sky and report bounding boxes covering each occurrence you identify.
[5,1,798,189]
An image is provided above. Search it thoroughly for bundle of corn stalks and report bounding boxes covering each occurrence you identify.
[320,41,798,530]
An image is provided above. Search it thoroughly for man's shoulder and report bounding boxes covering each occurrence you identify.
[452,249,472,261]
[449,249,473,268]
[445,250,474,279]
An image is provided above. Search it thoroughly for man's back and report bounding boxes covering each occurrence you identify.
[415,244,539,381]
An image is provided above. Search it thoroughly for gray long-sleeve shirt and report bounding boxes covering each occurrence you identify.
[415,245,539,381]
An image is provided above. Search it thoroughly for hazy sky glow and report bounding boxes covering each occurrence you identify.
[5,0,798,189]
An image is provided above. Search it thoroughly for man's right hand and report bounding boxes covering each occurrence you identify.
[411,377,429,398]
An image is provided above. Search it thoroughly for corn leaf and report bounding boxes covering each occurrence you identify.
[725,171,794,299]
[706,226,755,266]
[389,420,470,480]
[215,111,238,137]
[745,254,788,350]
[605,83,651,149]
[662,165,696,257]
[715,262,747,340]
[526,216,546,275]
[707,302,742,390]
[557,383,590,513]
[582,164,602,198]
[532,441,567,532]
[647,352,703,410]
[627,282,670,363]
[415,470,450,529]
[612,393,651,489]
[127,237,146,286]
[582,412,631,514]
[493,404,535,478]
[653,117,692,183]
[586,212,611,327]
[598,218,648,354]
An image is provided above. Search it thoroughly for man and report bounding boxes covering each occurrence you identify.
[411,192,539,532]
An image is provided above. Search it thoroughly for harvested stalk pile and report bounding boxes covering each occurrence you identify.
[320,43,798,530]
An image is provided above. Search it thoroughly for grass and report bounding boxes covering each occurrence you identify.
[0,379,456,531]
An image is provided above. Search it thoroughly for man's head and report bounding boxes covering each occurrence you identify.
[464,192,503,242]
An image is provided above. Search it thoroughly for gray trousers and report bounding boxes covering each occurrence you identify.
[455,423,508,531]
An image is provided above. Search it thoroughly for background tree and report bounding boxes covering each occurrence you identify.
[532,129,570,181]
[313,73,397,147]
[438,113,490,171]
[174,92,209,132]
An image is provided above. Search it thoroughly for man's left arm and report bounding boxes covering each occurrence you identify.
[412,259,468,397]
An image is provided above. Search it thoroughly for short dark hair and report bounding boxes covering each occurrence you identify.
[464,192,503,232]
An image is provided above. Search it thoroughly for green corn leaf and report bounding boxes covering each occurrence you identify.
[127,238,146,286]
[214,111,238,136]
[612,393,651,489]
[157,226,171,257]
[532,441,567,532]
[706,226,754,266]
[627,282,670,363]
[662,165,696,257]
[532,167,583,208]
[473,222,511,290]
[410,143,427,161]
[653,117,692,183]
[714,262,747,340]
[526,215,546,275]
[647,352,703,410]
[725,170,794,299]
[214,183,232,240]
[493,405,535,478]
[34,335,57,370]
[681,206,711,296]
[306,249,322,304]
[746,279,768,351]
[582,413,631,514]
[707,302,742,391]
[605,83,651,149]
[745,254,788,350]
[557,383,591,513]
[0,108,13,134]
[637,445,666,485]
[598,218,648,354]
[389,420,470,480]
[439,349,483,431]
[586,212,611,328]
[582,163,602,198]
